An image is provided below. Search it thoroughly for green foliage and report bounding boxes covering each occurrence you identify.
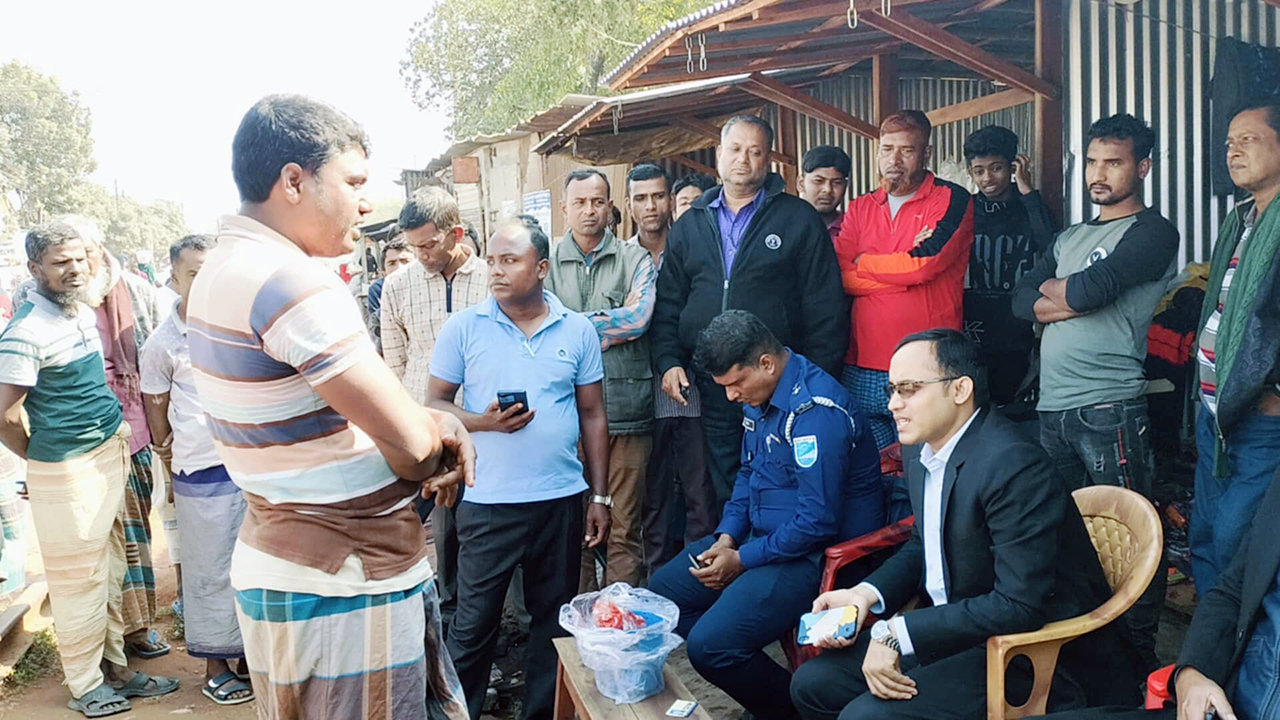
[402,0,716,139]
[2,628,61,692]
[0,62,96,228]
[69,182,191,262]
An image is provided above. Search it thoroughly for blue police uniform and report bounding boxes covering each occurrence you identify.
[649,350,884,720]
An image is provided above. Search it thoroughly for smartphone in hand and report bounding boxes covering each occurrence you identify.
[497,390,529,416]
[689,553,708,570]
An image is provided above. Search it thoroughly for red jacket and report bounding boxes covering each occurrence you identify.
[834,173,975,370]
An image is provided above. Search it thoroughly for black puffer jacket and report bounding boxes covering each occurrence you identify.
[652,173,848,379]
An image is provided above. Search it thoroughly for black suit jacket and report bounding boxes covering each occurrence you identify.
[862,409,1139,703]
[1177,465,1280,698]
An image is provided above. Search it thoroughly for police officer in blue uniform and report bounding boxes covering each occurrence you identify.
[648,310,885,720]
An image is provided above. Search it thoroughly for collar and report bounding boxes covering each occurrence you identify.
[871,172,938,206]
[558,230,618,263]
[709,187,765,214]
[766,351,802,413]
[218,214,310,258]
[828,211,845,232]
[28,290,63,316]
[696,173,787,211]
[921,408,980,471]
[169,298,188,336]
[476,290,569,333]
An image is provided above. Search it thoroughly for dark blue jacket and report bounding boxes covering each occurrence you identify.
[716,351,884,569]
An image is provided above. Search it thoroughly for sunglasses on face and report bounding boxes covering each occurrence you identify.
[883,377,959,400]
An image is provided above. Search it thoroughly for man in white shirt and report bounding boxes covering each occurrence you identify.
[790,329,1140,719]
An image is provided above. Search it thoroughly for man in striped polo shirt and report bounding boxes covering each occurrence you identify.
[0,221,179,717]
[188,94,475,720]
[1191,101,1280,595]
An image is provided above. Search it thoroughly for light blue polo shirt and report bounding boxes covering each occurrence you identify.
[430,291,604,504]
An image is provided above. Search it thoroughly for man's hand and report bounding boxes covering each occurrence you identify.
[662,367,690,405]
[153,431,174,467]
[912,226,933,248]
[1175,667,1237,720]
[862,635,917,701]
[421,410,476,506]
[690,542,744,590]
[1257,389,1280,417]
[477,400,536,434]
[1013,153,1034,195]
[584,501,611,548]
[810,587,877,649]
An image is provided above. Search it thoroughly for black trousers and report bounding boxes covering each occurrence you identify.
[1039,709,1173,719]
[642,416,719,579]
[430,502,460,632]
[445,493,583,720]
[696,373,744,508]
[789,631,1087,720]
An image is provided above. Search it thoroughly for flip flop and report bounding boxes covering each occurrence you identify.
[112,671,180,698]
[125,629,171,659]
[67,683,131,718]
[202,671,254,706]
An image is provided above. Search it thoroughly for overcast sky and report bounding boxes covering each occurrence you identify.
[4,0,451,233]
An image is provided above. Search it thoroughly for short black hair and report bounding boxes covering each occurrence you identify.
[626,163,671,196]
[1234,99,1280,139]
[169,234,214,266]
[672,173,717,197]
[963,126,1019,164]
[399,186,461,232]
[379,239,408,270]
[25,222,81,264]
[721,115,775,150]
[231,94,370,203]
[564,168,611,197]
[511,216,550,260]
[693,310,785,376]
[802,145,851,177]
[1087,113,1155,161]
[894,328,990,407]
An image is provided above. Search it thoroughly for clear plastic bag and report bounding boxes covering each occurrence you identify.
[559,582,684,704]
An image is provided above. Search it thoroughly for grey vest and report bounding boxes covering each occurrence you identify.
[545,231,654,435]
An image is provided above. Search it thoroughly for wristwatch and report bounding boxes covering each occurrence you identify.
[589,494,614,508]
[870,620,901,654]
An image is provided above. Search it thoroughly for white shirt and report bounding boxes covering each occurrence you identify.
[139,299,223,475]
[887,188,919,220]
[858,409,980,657]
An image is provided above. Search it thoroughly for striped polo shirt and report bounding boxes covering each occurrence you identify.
[1198,207,1256,415]
[189,215,430,595]
[0,293,123,462]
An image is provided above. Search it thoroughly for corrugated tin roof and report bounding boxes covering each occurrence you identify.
[419,94,601,173]
[601,0,752,86]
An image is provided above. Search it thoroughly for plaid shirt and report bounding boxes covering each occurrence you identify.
[380,253,489,403]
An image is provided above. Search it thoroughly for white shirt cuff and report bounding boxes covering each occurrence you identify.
[891,616,916,657]
[853,582,887,615]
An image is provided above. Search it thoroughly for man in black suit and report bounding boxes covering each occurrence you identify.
[790,328,1139,719]
[1039,464,1280,720]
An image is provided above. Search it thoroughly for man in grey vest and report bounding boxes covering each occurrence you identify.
[546,168,657,590]
[1012,113,1179,674]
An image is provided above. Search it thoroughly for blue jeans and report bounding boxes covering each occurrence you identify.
[842,366,896,451]
[1191,407,1280,594]
[648,535,821,720]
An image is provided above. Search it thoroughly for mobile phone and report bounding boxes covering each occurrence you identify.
[689,553,707,570]
[680,384,690,400]
[497,390,529,416]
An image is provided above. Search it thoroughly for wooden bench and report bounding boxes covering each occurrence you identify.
[552,637,713,720]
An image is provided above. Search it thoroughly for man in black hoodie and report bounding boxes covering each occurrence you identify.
[652,115,848,505]
[962,126,1057,407]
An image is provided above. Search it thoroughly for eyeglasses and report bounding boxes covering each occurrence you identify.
[883,377,959,400]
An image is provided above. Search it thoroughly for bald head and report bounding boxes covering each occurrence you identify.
[487,219,550,305]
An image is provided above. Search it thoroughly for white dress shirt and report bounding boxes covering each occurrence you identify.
[857,409,979,657]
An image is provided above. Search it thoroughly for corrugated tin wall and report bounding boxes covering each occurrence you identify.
[796,75,1036,198]
[1066,0,1280,266]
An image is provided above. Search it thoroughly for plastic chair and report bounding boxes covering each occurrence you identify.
[782,443,915,670]
[1145,664,1175,709]
[986,485,1164,718]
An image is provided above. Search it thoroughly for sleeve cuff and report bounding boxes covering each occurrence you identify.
[737,540,766,569]
[716,519,749,546]
[891,616,916,657]
[853,582,887,615]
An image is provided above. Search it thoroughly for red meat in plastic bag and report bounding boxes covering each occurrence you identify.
[592,600,647,630]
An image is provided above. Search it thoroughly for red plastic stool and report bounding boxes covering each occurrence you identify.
[1146,664,1175,709]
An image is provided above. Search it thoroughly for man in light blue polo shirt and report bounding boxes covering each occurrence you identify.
[428,217,611,720]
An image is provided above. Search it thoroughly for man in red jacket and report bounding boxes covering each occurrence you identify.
[834,111,975,449]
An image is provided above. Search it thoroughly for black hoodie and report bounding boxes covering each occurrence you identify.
[652,173,848,379]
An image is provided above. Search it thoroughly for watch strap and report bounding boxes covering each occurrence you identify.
[589,494,613,507]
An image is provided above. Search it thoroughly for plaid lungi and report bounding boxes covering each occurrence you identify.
[236,578,467,720]
[842,364,898,451]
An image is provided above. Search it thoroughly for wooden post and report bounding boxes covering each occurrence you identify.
[873,53,898,124]
[779,107,799,194]
[1035,0,1065,221]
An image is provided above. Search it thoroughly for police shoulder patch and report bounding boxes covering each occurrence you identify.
[794,434,818,468]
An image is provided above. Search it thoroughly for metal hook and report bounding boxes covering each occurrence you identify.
[698,33,707,72]
[847,0,859,29]
[612,104,622,135]
[881,0,891,16]
[685,35,694,74]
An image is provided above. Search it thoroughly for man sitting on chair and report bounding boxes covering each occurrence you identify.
[648,310,884,720]
[790,329,1139,720]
